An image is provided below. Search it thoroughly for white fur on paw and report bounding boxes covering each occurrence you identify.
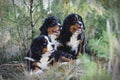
[59,62,68,66]
[30,70,43,75]
[35,70,43,75]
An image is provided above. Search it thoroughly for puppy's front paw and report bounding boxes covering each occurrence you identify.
[30,68,43,75]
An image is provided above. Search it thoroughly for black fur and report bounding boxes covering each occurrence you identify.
[58,13,86,59]
[39,16,74,61]
[26,35,54,71]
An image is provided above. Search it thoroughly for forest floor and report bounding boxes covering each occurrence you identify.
[0,61,26,80]
[0,60,85,80]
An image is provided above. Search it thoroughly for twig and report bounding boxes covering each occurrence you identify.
[23,0,30,10]
[29,0,34,40]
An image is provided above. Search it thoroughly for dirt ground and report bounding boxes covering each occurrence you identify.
[0,61,26,80]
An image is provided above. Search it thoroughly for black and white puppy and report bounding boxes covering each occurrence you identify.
[25,35,55,75]
[39,16,74,62]
[58,13,86,59]
[40,16,62,50]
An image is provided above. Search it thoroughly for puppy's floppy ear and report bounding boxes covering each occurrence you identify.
[39,25,47,35]
[39,18,49,35]
[31,38,43,56]
[63,17,71,31]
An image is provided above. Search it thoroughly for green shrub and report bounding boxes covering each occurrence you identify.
[88,31,109,59]
[77,54,111,80]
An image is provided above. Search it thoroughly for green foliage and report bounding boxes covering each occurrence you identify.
[80,61,112,80]
[88,31,109,59]
[77,54,111,80]
[0,0,120,79]
[9,54,25,63]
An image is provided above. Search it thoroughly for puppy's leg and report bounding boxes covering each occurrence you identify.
[30,68,43,75]
[29,62,43,75]
[53,61,59,66]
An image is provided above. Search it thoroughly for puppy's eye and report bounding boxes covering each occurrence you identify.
[43,43,47,46]
[43,40,47,46]
[43,43,47,45]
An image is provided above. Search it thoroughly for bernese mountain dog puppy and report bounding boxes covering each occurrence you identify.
[25,35,55,75]
[58,13,86,59]
[40,16,62,50]
[39,16,74,62]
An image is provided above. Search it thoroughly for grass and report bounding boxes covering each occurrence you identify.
[80,60,112,80]
[0,54,112,80]
[22,54,111,80]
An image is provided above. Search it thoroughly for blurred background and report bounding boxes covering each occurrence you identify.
[0,0,120,80]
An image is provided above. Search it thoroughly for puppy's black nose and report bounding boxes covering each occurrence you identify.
[52,45,55,48]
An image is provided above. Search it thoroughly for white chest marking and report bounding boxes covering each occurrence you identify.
[48,34,61,50]
[37,53,51,69]
[67,32,80,54]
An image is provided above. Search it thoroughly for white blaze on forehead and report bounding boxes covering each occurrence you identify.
[75,14,83,29]
[75,14,78,19]
[58,23,61,26]
[78,21,83,28]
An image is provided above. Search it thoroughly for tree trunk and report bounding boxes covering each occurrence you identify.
[106,19,113,74]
